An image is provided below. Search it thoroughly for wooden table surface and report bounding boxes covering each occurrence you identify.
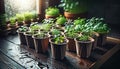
[0,34,120,69]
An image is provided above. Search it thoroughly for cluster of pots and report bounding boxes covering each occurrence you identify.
[7,18,40,29]
[6,17,40,35]
[17,26,107,60]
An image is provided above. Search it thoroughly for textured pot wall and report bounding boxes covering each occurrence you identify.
[4,0,36,18]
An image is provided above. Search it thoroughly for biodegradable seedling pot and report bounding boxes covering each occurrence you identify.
[24,32,35,49]
[75,37,94,58]
[17,26,28,46]
[91,32,99,50]
[32,35,49,53]
[64,23,80,52]
[65,32,79,52]
[49,38,68,60]
[17,30,27,46]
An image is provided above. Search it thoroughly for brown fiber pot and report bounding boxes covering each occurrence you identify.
[49,38,68,60]
[64,12,88,20]
[17,30,27,46]
[24,33,35,49]
[75,38,94,58]
[32,36,49,53]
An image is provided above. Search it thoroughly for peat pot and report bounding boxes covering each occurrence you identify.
[24,32,35,49]
[32,35,49,53]
[75,37,94,58]
[49,38,68,60]
[17,30,27,46]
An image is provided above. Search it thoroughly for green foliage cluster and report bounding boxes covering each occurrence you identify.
[45,7,60,16]
[56,15,67,25]
[65,25,78,38]
[34,32,47,39]
[86,17,110,34]
[59,0,88,13]
[78,35,89,41]
[42,18,55,24]
[30,24,40,31]
[18,26,28,32]
[16,14,24,22]
[40,24,52,31]
[51,29,61,35]
[23,11,33,21]
[9,16,16,25]
[54,35,65,44]
[74,18,86,25]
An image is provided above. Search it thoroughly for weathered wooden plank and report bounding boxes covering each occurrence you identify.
[107,37,120,44]
[90,44,120,69]
[0,52,25,69]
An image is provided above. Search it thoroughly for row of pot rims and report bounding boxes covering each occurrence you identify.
[17,24,106,60]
